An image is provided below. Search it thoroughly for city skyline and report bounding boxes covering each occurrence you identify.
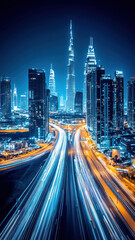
[0,0,135,103]
[1,24,134,107]
[0,1,135,239]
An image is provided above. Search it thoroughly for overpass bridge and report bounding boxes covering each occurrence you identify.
[50,112,86,120]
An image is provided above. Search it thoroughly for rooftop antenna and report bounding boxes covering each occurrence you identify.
[90,37,93,47]
[70,20,72,30]
[70,20,73,38]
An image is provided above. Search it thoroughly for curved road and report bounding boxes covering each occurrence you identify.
[74,127,135,240]
[1,124,134,240]
[0,124,67,240]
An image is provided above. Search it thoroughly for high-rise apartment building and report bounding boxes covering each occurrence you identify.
[0,77,11,118]
[127,77,135,130]
[96,66,105,145]
[45,89,50,135]
[100,75,113,148]
[60,95,64,110]
[20,94,27,111]
[113,71,124,130]
[28,68,49,140]
[66,20,75,112]
[13,84,18,110]
[83,62,87,114]
[50,95,58,112]
[74,91,83,114]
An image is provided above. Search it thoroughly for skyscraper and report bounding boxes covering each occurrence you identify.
[49,64,56,96]
[83,62,87,114]
[86,37,97,132]
[20,94,27,111]
[0,77,11,118]
[113,71,124,130]
[45,89,50,135]
[127,77,135,130]
[13,84,18,110]
[74,91,83,114]
[66,20,75,112]
[60,95,64,110]
[28,68,49,140]
[96,66,105,145]
[100,75,113,148]
[50,95,58,112]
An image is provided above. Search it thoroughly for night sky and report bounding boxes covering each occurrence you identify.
[0,0,135,104]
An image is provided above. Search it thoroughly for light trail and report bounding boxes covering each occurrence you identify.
[74,128,132,240]
[0,124,67,240]
[0,143,54,171]
[30,128,67,239]
[80,128,135,235]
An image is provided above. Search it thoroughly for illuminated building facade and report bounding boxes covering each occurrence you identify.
[20,94,27,111]
[13,84,18,110]
[100,75,113,148]
[45,89,50,134]
[113,71,124,130]
[83,62,87,113]
[127,78,135,130]
[28,68,49,140]
[74,91,83,114]
[96,66,105,145]
[86,37,97,132]
[0,77,11,118]
[66,20,75,112]
[60,95,64,110]
[50,95,58,112]
[86,39,115,148]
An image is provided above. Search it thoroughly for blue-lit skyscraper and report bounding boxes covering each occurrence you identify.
[20,94,27,111]
[74,91,83,114]
[13,84,18,110]
[83,62,87,114]
[113,71,124,130]
[50,95,58,112]
[96,66,105,145]
[0,77,11,118]
[29,68,49,140]
[100,75,113,148]
[127,77,135,130]
[86,37,97,132]
[66,20,75,112]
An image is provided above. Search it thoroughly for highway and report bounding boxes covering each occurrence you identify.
[0,124,67,240]
[0,123,134,240]
[57,124,106,240]
[57,130,89,240]
[0,142,54,171]
[74,126,135,240]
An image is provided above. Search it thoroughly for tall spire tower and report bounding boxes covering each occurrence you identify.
[83,37,97,113]
[49,64,56,96]
[66,20,75,112]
